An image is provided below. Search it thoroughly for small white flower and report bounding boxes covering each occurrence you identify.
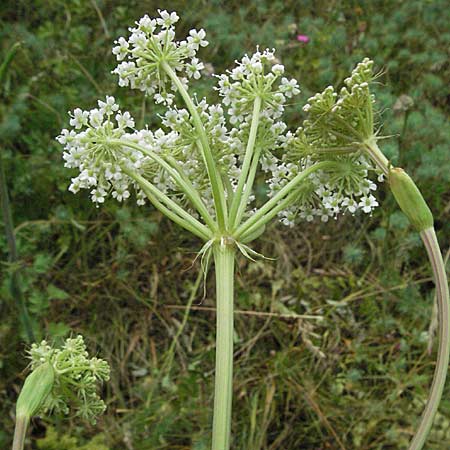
[56,129,75,145]
[137,15,157,33]
[112,37,129,61]
[342,197,358,214]
[89,109,104,128]
[187,28,208,50]
[116,111,135,129]
[98,96,119,115]
[112,185,130,202]
[68,178,81,194]
[358,195,379,213]
[280,77,300,98]
[186,57,204,79]
[271,64,285,75]
[91,187,107,204]
[70,108,89,129]
[157,10,179,28]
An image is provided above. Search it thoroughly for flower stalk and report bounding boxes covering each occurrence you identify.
[12,416,28,450]
[411,228,450,450]
[162,62,228,230]
[229,96,261,229]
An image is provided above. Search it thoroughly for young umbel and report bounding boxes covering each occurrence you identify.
[57,10,448,450]
[13,336,110,450]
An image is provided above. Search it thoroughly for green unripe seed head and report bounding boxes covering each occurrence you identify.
[16,362,55,418]
[389,167,434,232]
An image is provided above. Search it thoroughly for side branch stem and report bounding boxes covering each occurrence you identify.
[364,137,389,176]
[109,139,216,231]
[235,161,337,240]
[162,62,228,229]
[229,97,261,229]
[12,415,29,450]
[124,169,211,241]
[410,227,450,450]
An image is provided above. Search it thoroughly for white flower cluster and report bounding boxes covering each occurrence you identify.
[58,11,381,230]
[215,48,300,123]
[58,96,154,206]
[264,57,382,227]
[267,155,380,227]
[112,10,208,105]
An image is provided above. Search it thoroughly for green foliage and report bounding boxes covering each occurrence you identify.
[1,0,449,449]
[36,426,109,450]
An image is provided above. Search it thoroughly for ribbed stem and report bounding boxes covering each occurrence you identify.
[12,415,28,450]
[409,227,450,450]
[212,241,235,450]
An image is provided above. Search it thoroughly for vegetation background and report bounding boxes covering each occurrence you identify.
[1,0,449,448]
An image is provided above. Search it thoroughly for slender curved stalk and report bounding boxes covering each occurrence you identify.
[123,168,211,241]
[409,227,450,450]
[363,138,390,176]
[12,415,28,450]
[212,240,235,450]
[363,141,449,449]
[109,139,217,231]
[229,97,261,229]
[162,62,228,230]
[235,144,262,225]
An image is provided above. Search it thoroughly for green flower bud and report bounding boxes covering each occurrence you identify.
[389,167,433,231]
[16,362,54,418]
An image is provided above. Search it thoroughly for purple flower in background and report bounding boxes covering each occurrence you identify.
[296,34,310,43]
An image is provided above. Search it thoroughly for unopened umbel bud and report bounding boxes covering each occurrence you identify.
[389,167,433,231]
[16,362,54,418]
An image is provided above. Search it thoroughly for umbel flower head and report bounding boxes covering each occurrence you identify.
[22,335,110,424]
[263,58,383,227]
[57,10,382,239]
[112,9,208,105]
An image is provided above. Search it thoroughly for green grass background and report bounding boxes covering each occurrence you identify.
[1,0,449,448]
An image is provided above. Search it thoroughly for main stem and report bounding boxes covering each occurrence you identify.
[212,240,235,450]
[410,227,450,450]
[12,415,28,450]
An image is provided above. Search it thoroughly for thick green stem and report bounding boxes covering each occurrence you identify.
[410,227,450,450]
[12,415,28,450]
[162,62,228,230]
[229,97,261,229]
[212,240,235,450]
